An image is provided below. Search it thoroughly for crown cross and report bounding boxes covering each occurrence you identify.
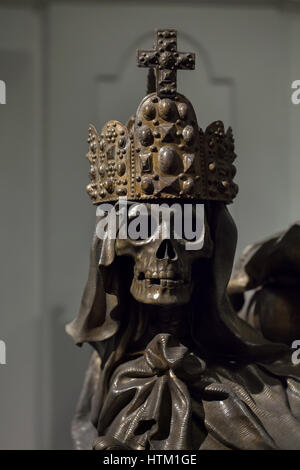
[137,29,195,98]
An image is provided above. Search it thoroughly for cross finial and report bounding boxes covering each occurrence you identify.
[137,29,195,98]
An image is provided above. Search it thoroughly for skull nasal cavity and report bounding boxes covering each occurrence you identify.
[156,239,177,260]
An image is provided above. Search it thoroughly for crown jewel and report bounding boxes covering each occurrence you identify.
[86,29,238,204]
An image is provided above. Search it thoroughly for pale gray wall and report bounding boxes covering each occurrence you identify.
[0,0,300,449]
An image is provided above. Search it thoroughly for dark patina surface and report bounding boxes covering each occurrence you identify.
[67,30,300,450]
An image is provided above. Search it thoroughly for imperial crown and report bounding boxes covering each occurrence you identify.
[86,29,238,204]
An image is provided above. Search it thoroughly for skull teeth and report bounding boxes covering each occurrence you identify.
[136,273,185,287]
[142,271,180,281]
[151,279,184,287]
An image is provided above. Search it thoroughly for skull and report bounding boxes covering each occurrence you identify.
[115,202,213,306]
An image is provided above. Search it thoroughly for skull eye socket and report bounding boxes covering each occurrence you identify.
[168,206,205,245]
[119,202,207,247]
[127,213,158,240]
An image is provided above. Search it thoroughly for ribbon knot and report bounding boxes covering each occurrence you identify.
[144,333,206,380]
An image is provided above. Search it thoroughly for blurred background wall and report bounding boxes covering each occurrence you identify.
[0,0,300,449]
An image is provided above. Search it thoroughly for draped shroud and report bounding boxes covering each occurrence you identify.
[66,202,300,450]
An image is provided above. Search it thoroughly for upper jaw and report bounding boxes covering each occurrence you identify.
[136,268,187,282]
[130,276,193,305]
[135,269,190,289]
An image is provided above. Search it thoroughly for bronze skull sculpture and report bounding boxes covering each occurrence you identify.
[115,202,213,306]
[67,30,300,450]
